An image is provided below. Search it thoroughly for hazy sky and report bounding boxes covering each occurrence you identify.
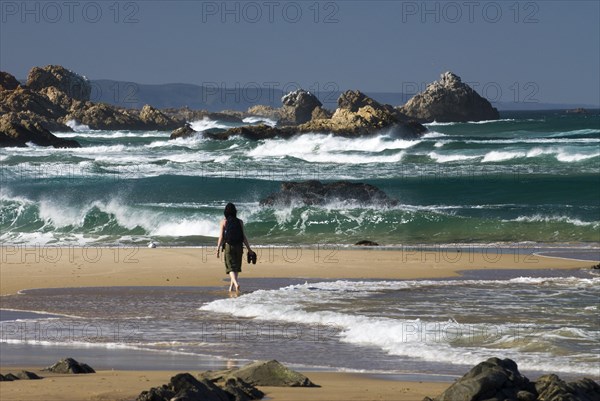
[2,0,599,105]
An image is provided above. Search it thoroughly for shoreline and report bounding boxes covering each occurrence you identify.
[1,247,597,401]
[0,247,596,297]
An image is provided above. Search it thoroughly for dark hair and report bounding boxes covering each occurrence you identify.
[224,203,237,219]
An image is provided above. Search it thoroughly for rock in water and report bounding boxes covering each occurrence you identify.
[399,71,500,123]
[355,240,379,246]
[281,89,323,124]
[26,65,91,101]
[0,113,80,148]
[170,123,198,140]
[260,180,397,207]
[43,357,95,374]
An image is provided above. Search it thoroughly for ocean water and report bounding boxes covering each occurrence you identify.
[0,110,599,246]
[1,269,598,378]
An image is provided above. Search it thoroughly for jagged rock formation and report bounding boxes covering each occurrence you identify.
[0,113,79,148]
[280,89,323,124]
[26,65,91,101]
[399,72,500,123]
[0,71,20,91]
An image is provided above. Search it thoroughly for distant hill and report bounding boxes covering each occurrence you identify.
[87,79,598,112]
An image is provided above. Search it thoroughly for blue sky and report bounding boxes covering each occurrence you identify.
[1,0,599,105]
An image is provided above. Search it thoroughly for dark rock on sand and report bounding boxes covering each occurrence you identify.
[0,374,9,381]
[0,112,80,148]
[26,65,91,101]
[424,357,600,401]
[355,240,380,246]
[136,372,263,401]
[4,373,20,381]
[281,89,323,124]
[201,360,317,388]
[14,370,43,380]
[0,71,20,91]
[535,374,600,401]
[399,71,500,123]
[260,181,397,207]
[43,357,95,374]
[170,123,198,140]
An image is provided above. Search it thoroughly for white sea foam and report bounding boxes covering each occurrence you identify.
[65,119,91,132]
[481,150,526,162]
[200,279,599,375]
[427,152,480,163]
[190,117,233,131]
[556,151,600,162]
[247,134,414,164]
[243,116,277,127]
[506,215,598,227]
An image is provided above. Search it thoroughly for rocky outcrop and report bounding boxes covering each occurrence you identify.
[139,104,179,130]
[0,112,80,148]
[0,71,20,91]
[246,105,283,121]
[43,357,95,374]
[280,89,323,124]
[259,181,397,207]
[200,360,317,388]
[26,65,91,101]
[63,102,177,131]
[424,357,600,401]
[136,372,264,401]
[208,90,427,140]
[400,72,500,123]
[170,123,198,139]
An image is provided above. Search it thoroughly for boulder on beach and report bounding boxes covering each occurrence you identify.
[136,372,264,401]
[423,357,600,401]
[260,180,397,207]
[14,370,43,380]
[2,373,20,381]
[399,71,500,123]
[200,360,318,387]
[43,357,95,374]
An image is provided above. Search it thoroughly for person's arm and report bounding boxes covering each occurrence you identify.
[240,220,252,252]
[216,219,225,258]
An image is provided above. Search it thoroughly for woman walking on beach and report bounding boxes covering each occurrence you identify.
[217,203,252,292]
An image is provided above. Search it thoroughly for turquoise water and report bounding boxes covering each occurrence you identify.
[1,110,598,246]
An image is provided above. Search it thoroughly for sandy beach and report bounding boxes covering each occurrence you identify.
[0,246,595,400]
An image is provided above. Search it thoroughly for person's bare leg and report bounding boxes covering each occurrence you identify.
[229,271,240,292]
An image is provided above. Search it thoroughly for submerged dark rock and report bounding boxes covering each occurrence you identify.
[260,181,397,207]
[399,71,500,123]
[355,240,380,246]
[43,357,95,374]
